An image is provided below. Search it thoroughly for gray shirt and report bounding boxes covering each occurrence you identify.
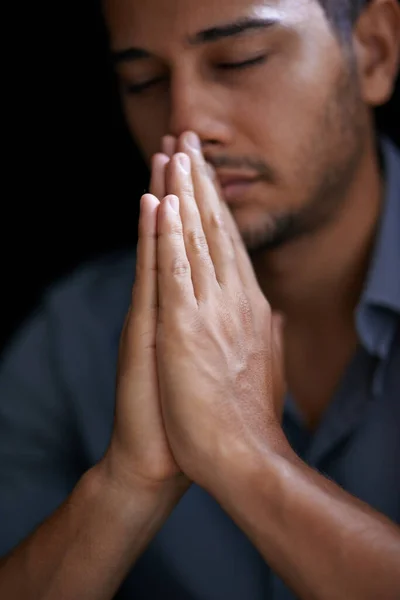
[0,139,399,600]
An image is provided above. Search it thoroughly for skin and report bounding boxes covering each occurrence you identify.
[104,0,400,427]
[0,1,399,599]
[105,0,380,252]
[153,131,400,600]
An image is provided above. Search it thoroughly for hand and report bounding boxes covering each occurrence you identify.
[155,132,286,492]
[101,152,190,496]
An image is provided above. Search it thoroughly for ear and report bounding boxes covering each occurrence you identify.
[353,0,400,106]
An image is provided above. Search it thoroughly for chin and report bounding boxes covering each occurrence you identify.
[241,229,281,253]
[230,206,278,250]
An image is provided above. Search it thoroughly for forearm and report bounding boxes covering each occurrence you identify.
[216,440,400,600]
[0,463,186,600]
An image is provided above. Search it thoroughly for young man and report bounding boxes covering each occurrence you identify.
[1,0,399,598]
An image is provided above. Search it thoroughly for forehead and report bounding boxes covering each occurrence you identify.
[104,0,321,50]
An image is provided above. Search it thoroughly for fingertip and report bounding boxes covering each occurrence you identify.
[157,195,180,234]
[174,152,191,174]
[274,312,286,327]
[152,153,170,170]
[141,193,161,212]
[162,135,177,157]
[182,131,201,152]
[164,194,180,215]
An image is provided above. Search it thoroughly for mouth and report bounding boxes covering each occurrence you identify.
[217,175,261,202]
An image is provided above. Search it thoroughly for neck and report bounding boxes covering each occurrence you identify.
[253,142,383,330]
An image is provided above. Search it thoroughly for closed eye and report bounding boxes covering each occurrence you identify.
[124,75,167,95]
[217,54,268,70]
[123,53,268,95]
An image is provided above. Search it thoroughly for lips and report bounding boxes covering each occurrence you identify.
[217,173,260,202]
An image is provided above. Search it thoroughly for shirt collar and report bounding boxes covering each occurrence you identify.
[356,137,400,359]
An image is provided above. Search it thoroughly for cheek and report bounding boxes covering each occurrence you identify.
[245,78,319,164]
[243,63,342,193]
[240,26,344,174]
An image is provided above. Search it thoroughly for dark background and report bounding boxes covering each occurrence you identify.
[2,1,148,352]
[2,0,399,353]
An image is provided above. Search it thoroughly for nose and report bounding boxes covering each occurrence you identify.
[168,70,233,151]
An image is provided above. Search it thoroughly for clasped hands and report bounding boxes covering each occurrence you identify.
[109,131,286,500]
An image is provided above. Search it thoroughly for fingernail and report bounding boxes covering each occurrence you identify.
[185,132,201,151]
[167,195,179,214]
[177,153,190,173]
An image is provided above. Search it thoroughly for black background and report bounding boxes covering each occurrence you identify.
[2,1,148,351]
[2,0,399,352]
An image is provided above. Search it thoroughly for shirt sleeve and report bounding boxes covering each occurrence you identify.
[0,307,83,557]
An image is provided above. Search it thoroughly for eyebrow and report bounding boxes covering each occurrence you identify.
[188,16,279,45]
[110,17,279,65]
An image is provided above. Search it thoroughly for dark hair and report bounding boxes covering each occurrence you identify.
[320,0,399,148]
[319,0,371,40]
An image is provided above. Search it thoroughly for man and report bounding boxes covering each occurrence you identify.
[0,0,399,598]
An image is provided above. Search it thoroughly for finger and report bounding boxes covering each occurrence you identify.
[164,136,218,298]
[219,201,260,291]
[150,153,170,199]
[167,153,217,301]
[183,141,258,292]
[157,194,197,314]
[178,132,239,288]
[162,135,177,158]
[130,194,160,335]
[271,313,287,421]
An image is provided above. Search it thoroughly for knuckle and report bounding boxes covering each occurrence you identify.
[133,262,155,290]
[136,256,157,277]
[158,227,182,244]
[187,229,208,254]
[137,329,156,351]
[209,211,224,231]
[236,291,253,324]
[169,223,184,239]
[171,258,190,277]
[180,181,195,198]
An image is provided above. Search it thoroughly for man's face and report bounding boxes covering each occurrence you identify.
[104,0,367,252]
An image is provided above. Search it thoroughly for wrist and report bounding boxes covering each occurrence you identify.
[90,459,189,526]
[208,426,296,505]
[98,445,190,498]
[66,462,190,577]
